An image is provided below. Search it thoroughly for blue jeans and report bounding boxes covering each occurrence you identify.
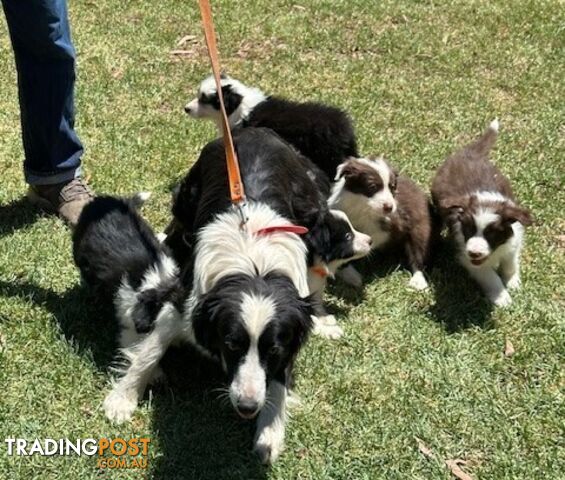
[2,0,83,185]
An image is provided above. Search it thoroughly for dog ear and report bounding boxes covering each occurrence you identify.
[191,291,222,352]
[501,204,534,226]
[291,293,316,348]
[304,219,331,263]
[334,161,361,181]
[441,195,468,222]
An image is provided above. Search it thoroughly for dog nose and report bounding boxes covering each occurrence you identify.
[184,105,192,114]
[236,399,259,417]
[383,203,393,213]
[468,250,483,259]
[367,237,373,247]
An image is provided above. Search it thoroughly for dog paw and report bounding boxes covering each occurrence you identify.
[254,424,285,465]
[490,289,512,308]
[156,232,167,243]
[103,389,138,424]
[312,316,344,339]
[338,265,363,289]
[408,271,429,291]
[505,274,521,291]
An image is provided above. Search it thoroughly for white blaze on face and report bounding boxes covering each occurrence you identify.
[465,209,500,261]
[355,157,397,215]
[371,158,397,214]
[229,293,276,414]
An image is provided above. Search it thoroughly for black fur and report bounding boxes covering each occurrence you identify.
[73,196,183,333]
[200,84,243,117]
[240,97,358,179]
[191,272,313,386]
[166,128,358,272]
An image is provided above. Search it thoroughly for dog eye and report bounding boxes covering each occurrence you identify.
[269,345,281,356]
[224,339,240,352]
[345,232,353,242]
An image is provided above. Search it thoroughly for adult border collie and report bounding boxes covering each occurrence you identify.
[184,74,358,179]
[166,127,372,338]
[72,194,183,422]
[431,120,533,306]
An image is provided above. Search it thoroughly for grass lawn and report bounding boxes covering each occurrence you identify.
[0,0,563,478]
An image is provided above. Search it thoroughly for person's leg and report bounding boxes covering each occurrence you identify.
[2,0,92,225]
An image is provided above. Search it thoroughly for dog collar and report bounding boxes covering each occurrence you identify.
[256,225,309,236]
[310,265,330,278]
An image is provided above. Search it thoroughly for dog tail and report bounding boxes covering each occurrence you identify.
[466,118,499,160]
[129,191,152,210]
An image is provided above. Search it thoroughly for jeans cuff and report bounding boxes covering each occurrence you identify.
[25,166,82,186]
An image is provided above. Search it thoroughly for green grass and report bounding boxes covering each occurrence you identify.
[0,0,563,478]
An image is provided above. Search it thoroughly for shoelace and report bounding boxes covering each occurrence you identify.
[60,178,94,201]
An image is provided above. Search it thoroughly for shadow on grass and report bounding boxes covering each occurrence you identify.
[0,280,117,369]
[426,241,495,333]
[150,346,268,480]
[0,279,270,478]
[0,197,43,239]
[327,250,411,308]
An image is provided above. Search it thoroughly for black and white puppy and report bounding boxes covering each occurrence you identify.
[431,120,533,306]
[184,74,358,179]
[329,156,436,290]
[166,127,372,338]
[72,194,184,422]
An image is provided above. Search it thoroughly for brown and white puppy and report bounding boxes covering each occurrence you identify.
[328,156,435,290]
[431,119,533,307]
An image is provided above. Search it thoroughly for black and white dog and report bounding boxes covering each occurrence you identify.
[72,194,184,422]
[432,120,533,306]
[97,129,368,464]
[184,74,358,178]
[166,127,372,338]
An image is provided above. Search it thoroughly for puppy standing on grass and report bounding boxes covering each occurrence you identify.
[328,156,436,290]
[431,120,533,307]
[72,194,184,422]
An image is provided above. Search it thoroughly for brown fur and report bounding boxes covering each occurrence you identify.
[339,157,397,197]
[383,175,438,273]
[431,122,533,247]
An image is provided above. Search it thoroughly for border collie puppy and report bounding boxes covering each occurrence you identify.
[328,156,436,290]
[184,74,358,178]
[304,209,372,336]
[72,194,183,422]
[431,120,533,307]
[165,127,372,338]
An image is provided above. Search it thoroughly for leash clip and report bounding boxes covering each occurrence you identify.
[233,201,248,230]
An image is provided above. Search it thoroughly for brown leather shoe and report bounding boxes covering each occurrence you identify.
[27,177,94,227]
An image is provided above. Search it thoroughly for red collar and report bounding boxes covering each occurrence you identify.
[256,225,309,236]
[310,265,330,278]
